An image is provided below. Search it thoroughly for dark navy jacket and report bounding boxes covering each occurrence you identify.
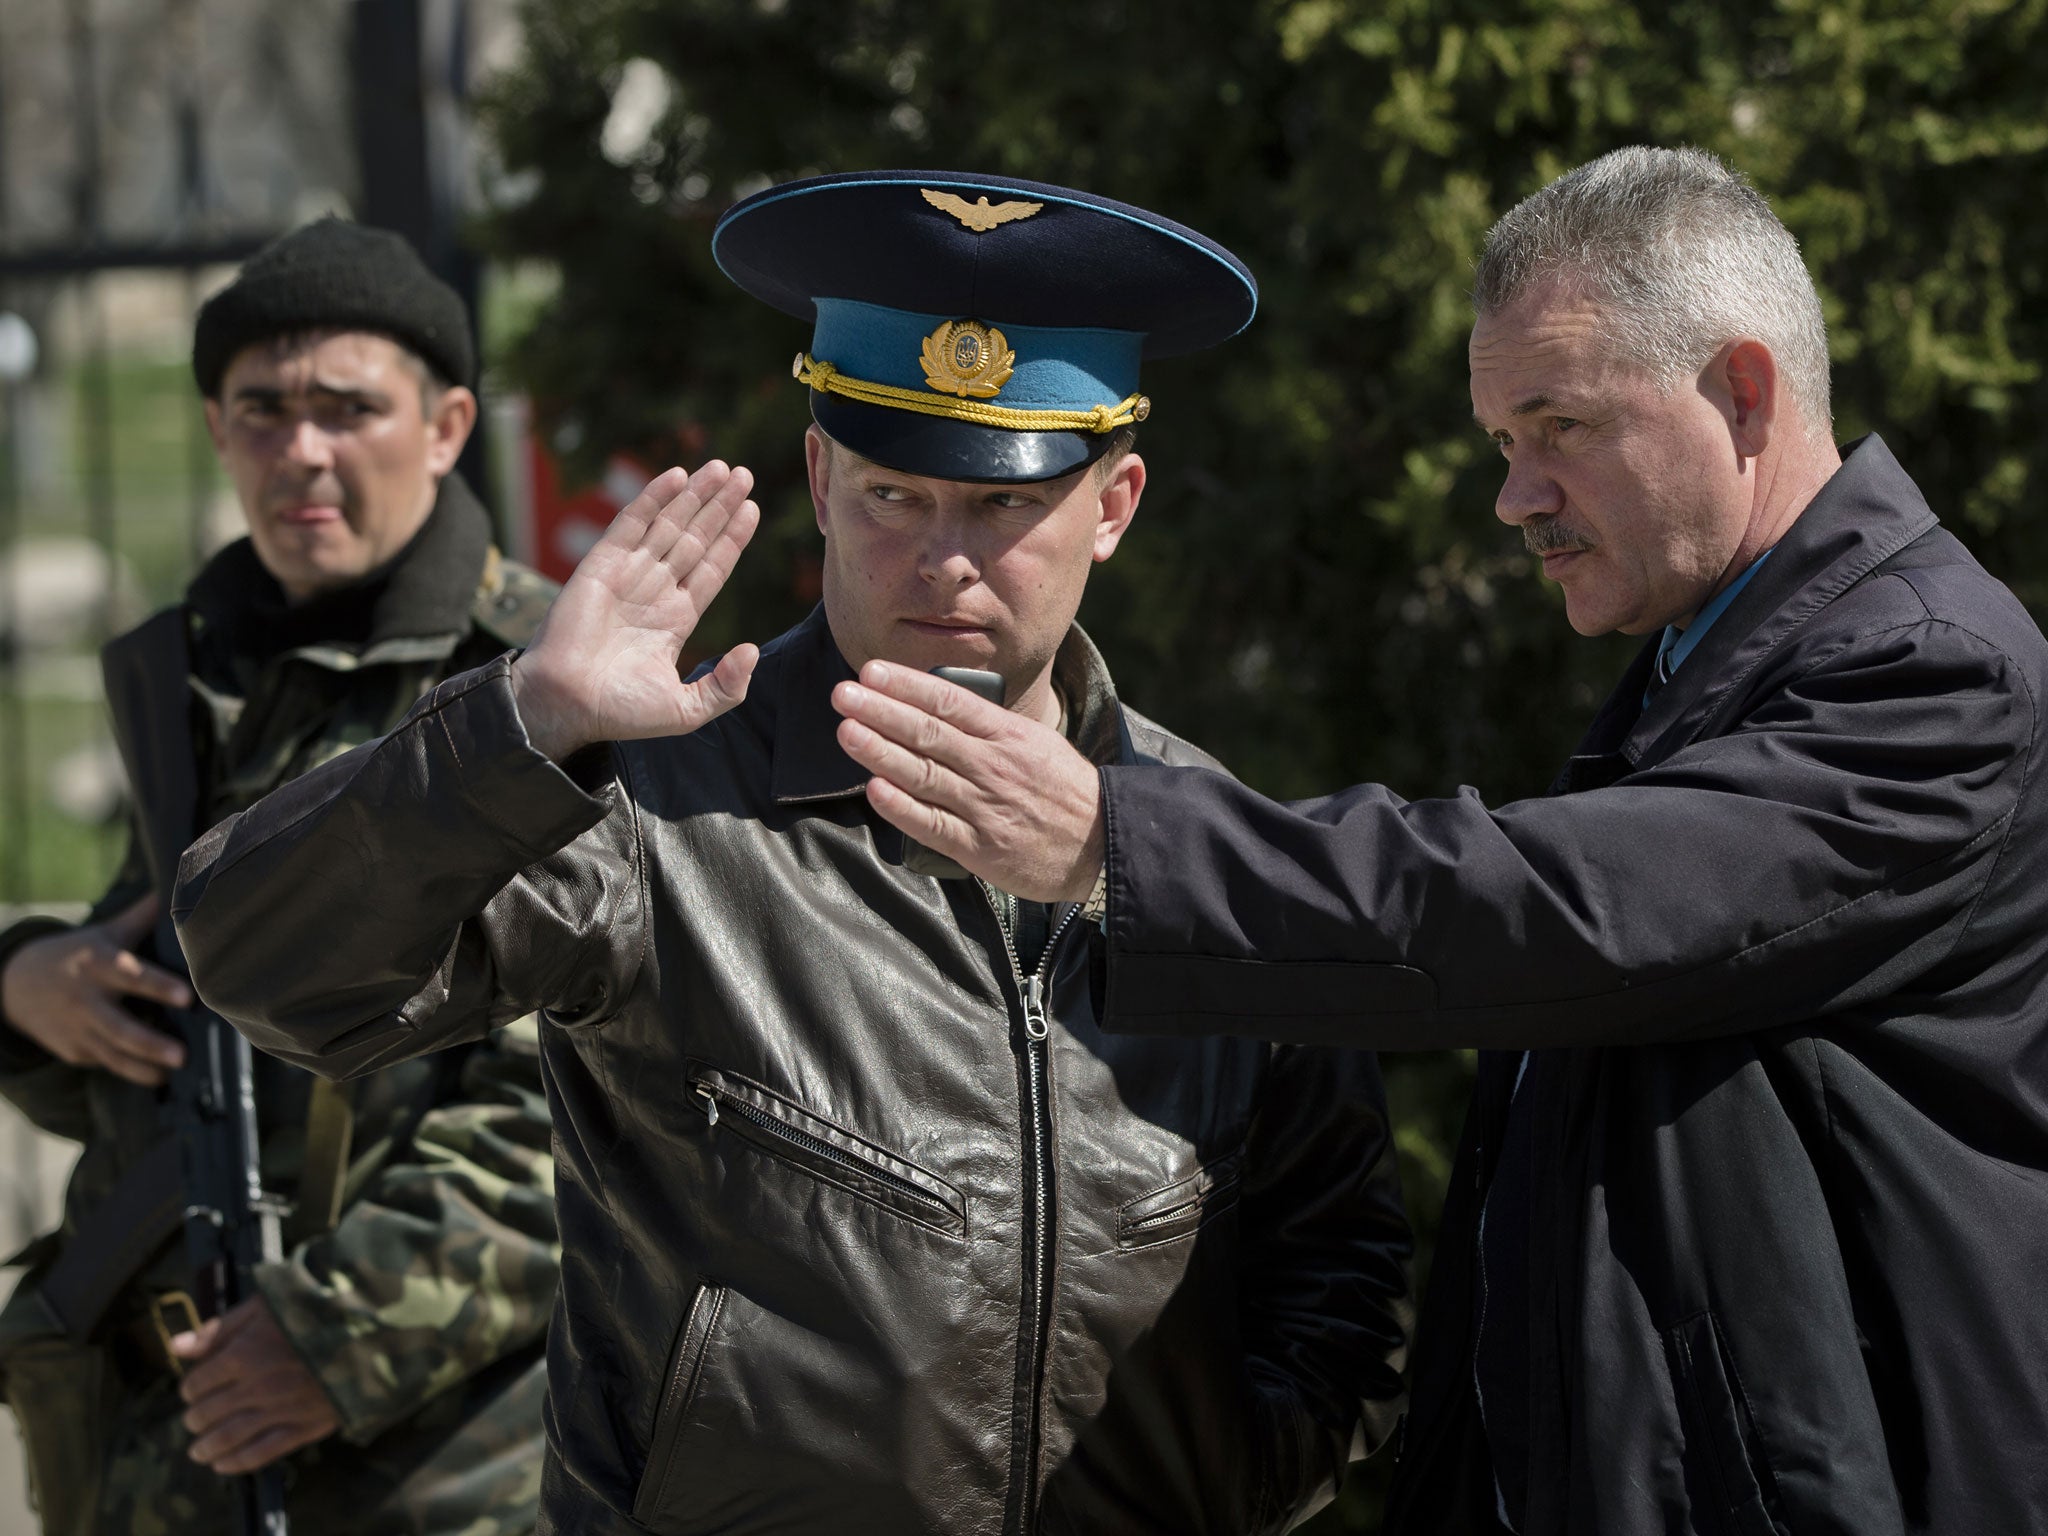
[1096,436,2048,1535]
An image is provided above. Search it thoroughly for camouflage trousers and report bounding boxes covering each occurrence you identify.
[26,1344,545,1535]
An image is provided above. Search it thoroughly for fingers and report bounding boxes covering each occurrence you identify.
[0,903,193,1081]
[674,497,761,620]
[655,479,759,627]
[592,462,759,627]
[29,984,186,1084]
[188,1407,326,1472]
[175,1299,341,1469]
[835,659,1105,902]
[82,912,191,1080]
[647,461,754,573]
[835,713,976,813]
[79,996,185,1084]
[167,1315,223,1367]
[832,682,988,782]
[172,1309,238,1395]
[98,944,193,1009]
[863,771,967,852]
[676,643,760,735]
[846,660,1009,738]
[599,465,692,549]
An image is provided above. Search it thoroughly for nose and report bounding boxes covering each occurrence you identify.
[1493,451,1563,528]
[283,415,335,468]
[917,506,979,588]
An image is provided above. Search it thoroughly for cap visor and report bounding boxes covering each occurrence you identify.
[811,392,1109,484]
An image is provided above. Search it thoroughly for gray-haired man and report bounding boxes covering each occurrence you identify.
[834,146,2048,1534]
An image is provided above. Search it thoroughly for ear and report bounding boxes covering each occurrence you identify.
[423,385,478,476]
[1091,453,1145,563]
[804,424,832,537]
[202,397,228,455]
[1717,339,1777,459]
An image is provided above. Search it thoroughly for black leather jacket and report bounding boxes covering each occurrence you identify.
[174,608,1412,1535]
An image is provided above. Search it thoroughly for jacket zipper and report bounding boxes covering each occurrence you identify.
[982,884,1083,1535]
[631,1280,726,1523]
[689,1074,959,1230]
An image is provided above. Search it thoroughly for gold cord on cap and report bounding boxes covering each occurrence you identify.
[795,354,1147,434]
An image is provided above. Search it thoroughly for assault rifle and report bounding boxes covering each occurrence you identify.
[102,609,290,1534]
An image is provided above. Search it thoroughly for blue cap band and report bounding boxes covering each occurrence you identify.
[812,298,1143,410]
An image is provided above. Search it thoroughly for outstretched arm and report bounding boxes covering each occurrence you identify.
[834,621,2033,1050]
[175,463,762,1075]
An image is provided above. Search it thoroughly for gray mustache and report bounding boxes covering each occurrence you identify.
[1523,518,1591,556]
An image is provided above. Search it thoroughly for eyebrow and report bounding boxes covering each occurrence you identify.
[233,381,391,407]
[1471,391,1575,431]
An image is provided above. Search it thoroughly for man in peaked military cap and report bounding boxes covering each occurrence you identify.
[0,218,559,1534]
[173,173,1414,1534]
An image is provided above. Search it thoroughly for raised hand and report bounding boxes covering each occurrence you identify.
[510,460,763,759]
[831,661,1105,903]
[0,891,191,1085]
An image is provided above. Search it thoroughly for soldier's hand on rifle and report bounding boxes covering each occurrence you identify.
[0,892,191,1085]
[511,460,763,761]
[173,1295,341,1473]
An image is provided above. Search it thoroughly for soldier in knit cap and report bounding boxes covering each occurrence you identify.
[0,218,558,1535]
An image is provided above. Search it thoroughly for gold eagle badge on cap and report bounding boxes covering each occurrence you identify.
[921,320,1016,398]
[920,188,1044,232]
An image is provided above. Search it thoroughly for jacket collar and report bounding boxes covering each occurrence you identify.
[187,473,493,663]
[768,604,1130,804]
[1614,433,1938,766]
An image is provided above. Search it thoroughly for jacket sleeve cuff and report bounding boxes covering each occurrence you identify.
[0,916,78,1072]
[252,1254,443,1445]
[425,654,618,849]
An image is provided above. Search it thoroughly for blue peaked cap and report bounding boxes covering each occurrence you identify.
[713,170,1258,483]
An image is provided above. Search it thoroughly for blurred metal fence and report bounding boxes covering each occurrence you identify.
[0,0,349,906]
[0,272,241,905]
[0,7,499,1522]
[0,0,491,908]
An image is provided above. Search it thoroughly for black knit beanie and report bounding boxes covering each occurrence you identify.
[192,218,475,397]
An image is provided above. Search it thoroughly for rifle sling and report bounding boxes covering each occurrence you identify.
[36,1138,187,1339]
[287,1077,355,1246]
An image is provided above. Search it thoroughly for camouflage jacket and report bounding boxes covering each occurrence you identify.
[0,476,560,1533]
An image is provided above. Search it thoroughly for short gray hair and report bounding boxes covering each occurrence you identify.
[1473,146,1832,441]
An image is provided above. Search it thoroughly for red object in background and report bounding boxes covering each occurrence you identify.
[494,396,651,585]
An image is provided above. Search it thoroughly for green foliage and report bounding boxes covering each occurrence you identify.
[476,1,2048,1525]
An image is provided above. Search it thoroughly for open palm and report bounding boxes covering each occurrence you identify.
[511,460,763,758]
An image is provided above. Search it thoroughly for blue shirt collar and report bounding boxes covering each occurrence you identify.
[1652,546,1774,690]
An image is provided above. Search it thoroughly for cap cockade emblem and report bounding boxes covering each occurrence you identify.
[921,320,1016,398]
[920,188,1044,233]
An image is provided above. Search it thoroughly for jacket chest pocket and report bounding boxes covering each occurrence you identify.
[685,1062,967,1239]
[631,1281,728,1528]
[1115,1148,1245,1249]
